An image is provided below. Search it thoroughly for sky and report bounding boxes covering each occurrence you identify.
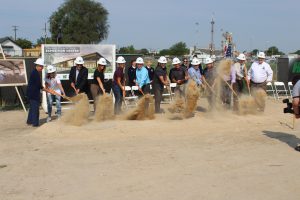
[0,0,299,53]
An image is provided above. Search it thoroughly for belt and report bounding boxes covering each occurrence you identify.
[250,80,266,84]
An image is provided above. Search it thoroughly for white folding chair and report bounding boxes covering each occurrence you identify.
[266,82,276,100]
[149,84,154,97]
[288,82,293,98]
[131,86,141,95]
[123,86,138,108]
[274,81,288,99]
[169,83,177,98]
[162,85,172,103]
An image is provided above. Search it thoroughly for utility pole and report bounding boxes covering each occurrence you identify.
[42,23,47,44]
[12,26,18,41]
[210,16,215,56]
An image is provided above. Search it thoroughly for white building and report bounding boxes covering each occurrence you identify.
[0,37,23,57]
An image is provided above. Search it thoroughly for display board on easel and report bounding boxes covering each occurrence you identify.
[0,44,27,112]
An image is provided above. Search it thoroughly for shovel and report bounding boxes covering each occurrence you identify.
[217,73,238,97]
[46,88,72,101]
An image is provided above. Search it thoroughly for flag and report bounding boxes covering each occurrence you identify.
[225,44,232,58]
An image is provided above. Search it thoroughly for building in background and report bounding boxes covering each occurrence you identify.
[23,46,41,57]
[0,37,23,57]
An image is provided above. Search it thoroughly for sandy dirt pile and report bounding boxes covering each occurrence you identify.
[184,80,200,117]
[168,97,185,114]
[125,94,155,120]
[62,93,90,126]
[238,88,267,115]
[1,98,300,200]
[168,80,200,119]
[252,88,267,111]
[94,94,115,121]
[216,59,233,76]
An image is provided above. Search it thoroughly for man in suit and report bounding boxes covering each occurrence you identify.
[128,59,136,87]
[69,56,89,95]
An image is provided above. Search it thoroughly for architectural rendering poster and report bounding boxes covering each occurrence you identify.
[42,44,116,80]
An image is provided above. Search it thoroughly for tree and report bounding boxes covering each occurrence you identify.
[139,48,149,55]
[159,49,170,56]
[168,42,189,56]
[293,50,300,55]
[36,37,55,45]
[118,45,136,54]
[15,38,32,49]
[250,49,259,56]
[265,46,284,56]
[49,0,109,44]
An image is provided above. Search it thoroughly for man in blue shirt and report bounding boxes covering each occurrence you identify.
[135,57,150,95]
[188,58,203,86]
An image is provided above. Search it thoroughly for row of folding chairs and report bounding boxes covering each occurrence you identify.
[150,83,177,103]
[266,81,292,100]
[123,83,178,108]
[123,86,139,108]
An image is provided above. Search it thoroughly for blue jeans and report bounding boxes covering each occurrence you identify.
[47,94,61,117]
[27,99,40,126]
[112,84,123,115]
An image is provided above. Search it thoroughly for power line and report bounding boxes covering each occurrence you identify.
[12,25,18,41]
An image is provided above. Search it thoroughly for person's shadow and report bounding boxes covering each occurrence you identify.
[263,131,300,149]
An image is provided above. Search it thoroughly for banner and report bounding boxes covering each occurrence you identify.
[0,59,27,87]
[42,44,116,80]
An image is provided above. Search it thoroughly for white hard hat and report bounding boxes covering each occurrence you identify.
[191,58,200,65]
[237,53,246,61]
[46,65,56,73]
[136,57,144,64]
[158,56,167,64]
[97,58,107,65]
[116,56,126,64]
[204,57,213,65]
[211,55,216,61]
[172,57,181,65]
[257,52,266,59]
[34,58,45,66]
[74,56,84,65]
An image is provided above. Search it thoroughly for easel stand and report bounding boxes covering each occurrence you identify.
[0,44,27,113]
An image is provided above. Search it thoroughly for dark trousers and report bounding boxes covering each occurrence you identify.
[154,86,163,113]
[221,81,232,108]
[250,81,267,92]
[136,83,151,96]
[112,84,123,115]
[90,84,103,111]
[142,83,151,94]
[234,79,244,93]
[174,84,186,98]
[27,99,40,126]
[233,79,244,111]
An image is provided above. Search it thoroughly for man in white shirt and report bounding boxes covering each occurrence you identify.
[247,52,273,92]
[292,76,300,151]
[292,76,300,119]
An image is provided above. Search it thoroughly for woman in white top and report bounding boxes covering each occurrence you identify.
[45,65,65,122]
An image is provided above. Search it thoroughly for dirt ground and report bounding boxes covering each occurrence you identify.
[0,98,300,200]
